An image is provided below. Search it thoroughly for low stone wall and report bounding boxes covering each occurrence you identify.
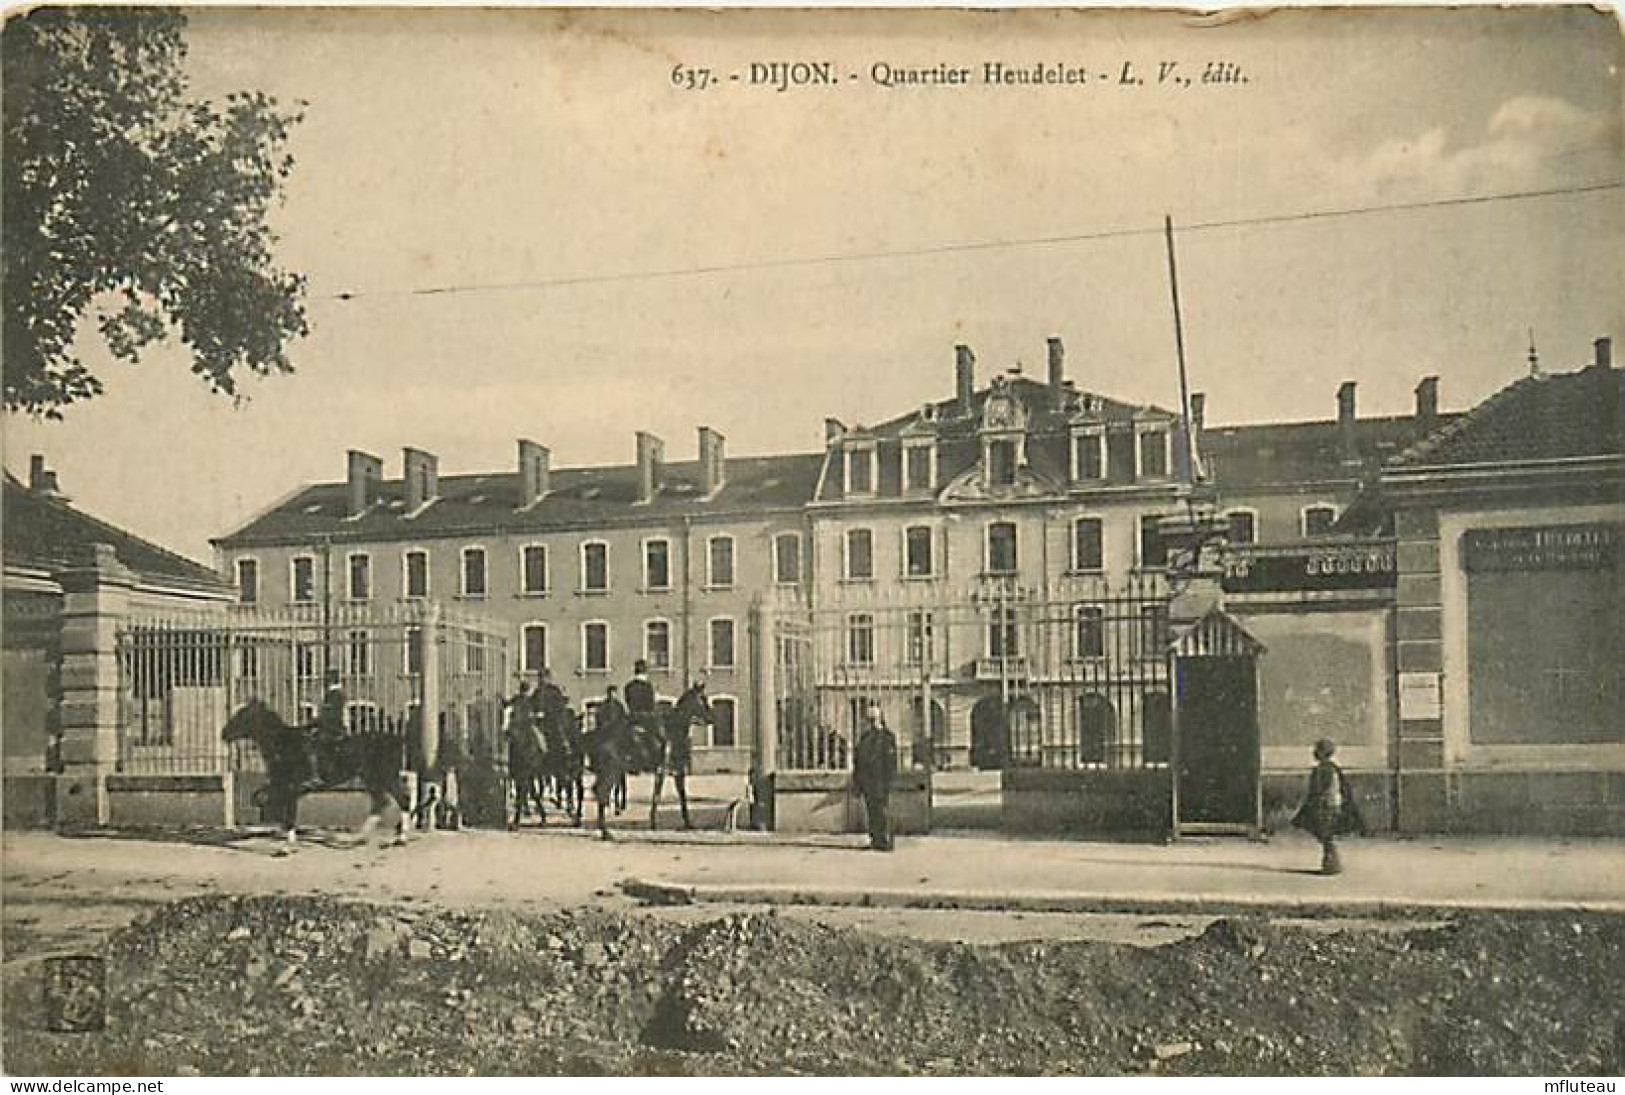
[1262,769,1395,834]
[1001,767,1172,838]
[1,775,58,830]
[105,774,234,828]
[1398,769,1624,836]
[769,770,930,835]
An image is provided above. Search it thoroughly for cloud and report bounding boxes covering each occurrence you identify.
[1346,95,1617,198]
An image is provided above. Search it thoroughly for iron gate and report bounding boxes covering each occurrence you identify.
[770,575,1173,774]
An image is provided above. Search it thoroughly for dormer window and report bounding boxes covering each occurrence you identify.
[903,441,935,492]
[987,439,1018,487]
[845,445,875,495]
[1137,427,1171,479]
[1072,430,1105,481]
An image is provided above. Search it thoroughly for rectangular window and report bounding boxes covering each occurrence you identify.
[847,614,875,666]
[1302,506,1338,538]
[904,444,933,491]
[988,440,1017,486]
[583,622,609,672]
[581,542,608,592]
[904,526,934,578]
[522,544,548,595]
[1075,606,1105,659]
[404,550,429,599]
[466,633,486,674]
[774,533,801,585]
[645,620,671,670]
[846,447,874,494]
[462,547,487,598]
[709,618,736,669]
[708,536,735,588]
[236,643,260,681]
[1074,433,1104,480]
[348,553,371,602]
[845,528,874,580]
[404,627,423,675]
[1139,516,1168,569]
[1227,511,1257,546]
[906,611,935,665]
[291,556,315,603]
[1072,518,1104,572]
[522,624,548,674]
[988,606,1019,658]
[347,630,370,676]
[236,559,259,605]
[987,522,1018,574]
[643,539,671,591]
[295,643,318,681]
[1139,430,1169,478]
[710,697,737,748]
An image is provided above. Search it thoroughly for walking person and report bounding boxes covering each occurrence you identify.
[853,703,897,852]
[1292,738,1366,875]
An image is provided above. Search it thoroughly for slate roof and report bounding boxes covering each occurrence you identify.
[816,375,1182,503]
[3,475,229,591]
[1388,363,1621,468]
[1202,413,1461,491]
[215,453,825,548]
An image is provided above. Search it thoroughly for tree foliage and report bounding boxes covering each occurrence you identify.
[3,7,308,417]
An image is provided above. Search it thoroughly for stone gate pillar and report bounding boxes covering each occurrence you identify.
[750,598,777,828]
[56,544,134,827]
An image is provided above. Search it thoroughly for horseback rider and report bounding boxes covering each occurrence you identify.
[309,668,346,788]
[624,659,662,774]
[589,686,631,838]
[652,675,708,831]
[503,679,548,828]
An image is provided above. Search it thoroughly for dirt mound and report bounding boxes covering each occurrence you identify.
[5,897,1620,1076]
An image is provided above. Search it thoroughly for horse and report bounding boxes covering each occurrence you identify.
[542,706,585,825]
[649,683,713,831]
[222,698,412,850]
[503,703,550,830]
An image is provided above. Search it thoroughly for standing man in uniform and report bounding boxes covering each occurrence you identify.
[854,703,897,852]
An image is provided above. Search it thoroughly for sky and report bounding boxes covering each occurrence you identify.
[4,6,1621,563]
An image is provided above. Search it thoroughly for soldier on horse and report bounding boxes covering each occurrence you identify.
[650,676,712,830]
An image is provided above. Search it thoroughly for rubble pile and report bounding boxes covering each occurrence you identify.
[4,895,1618,1076]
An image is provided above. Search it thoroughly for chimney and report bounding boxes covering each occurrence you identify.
[824,417,846,444]
[1337,381,1359,464]
[1414,377,1439,433]
[27,454,64,497]
[347,450,383,517]
[635,431,664,504]
[517,439,550,508]
[403,447,439,511]
[698,426,726,495]
[955,344,976,417]
[1592,336,1613,370]
[1046,337,1066,408]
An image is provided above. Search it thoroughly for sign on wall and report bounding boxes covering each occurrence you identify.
[1398,671,1442,721]
[1461,524,1622,573]
[1222,542,1396,593]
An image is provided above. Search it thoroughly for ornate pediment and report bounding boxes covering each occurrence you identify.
[939,461,1065,504]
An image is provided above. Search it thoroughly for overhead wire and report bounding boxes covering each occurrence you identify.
[321,178,1622,304]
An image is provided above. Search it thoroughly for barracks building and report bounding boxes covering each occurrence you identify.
[212,334,1622,835]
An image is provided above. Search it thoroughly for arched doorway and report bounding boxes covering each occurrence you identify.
[970,695,1008,770]
[1077,693,1116,767]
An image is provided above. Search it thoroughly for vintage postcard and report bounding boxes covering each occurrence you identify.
[2,4,1620,1080]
